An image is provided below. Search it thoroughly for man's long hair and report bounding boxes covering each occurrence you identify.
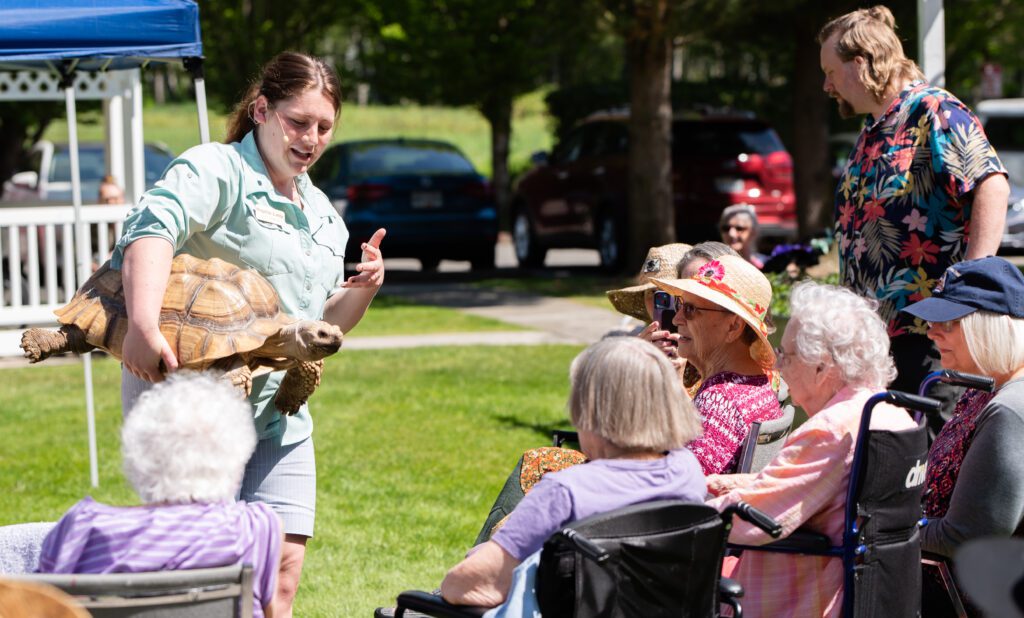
[818,5,925,103]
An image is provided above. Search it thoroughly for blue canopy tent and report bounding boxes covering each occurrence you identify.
[0,0,208,486]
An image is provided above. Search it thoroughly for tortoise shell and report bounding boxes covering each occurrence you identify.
[55,254,293,369]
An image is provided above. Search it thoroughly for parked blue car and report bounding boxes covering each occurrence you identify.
[308,138,498,270]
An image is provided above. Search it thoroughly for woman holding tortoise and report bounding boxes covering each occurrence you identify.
[112,51,384,617]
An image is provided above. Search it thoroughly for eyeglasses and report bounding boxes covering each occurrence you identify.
[773,346,791,368]
[927,319,961,333]
[720,223,751,233]
[678,301,731,321]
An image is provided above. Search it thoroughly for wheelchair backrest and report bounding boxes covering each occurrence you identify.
[851,423,929,618]
[536,500,725,618]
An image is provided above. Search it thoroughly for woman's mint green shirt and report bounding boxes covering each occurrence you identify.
[111,131,349,444]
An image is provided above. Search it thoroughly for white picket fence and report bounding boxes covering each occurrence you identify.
[0,205,130,356]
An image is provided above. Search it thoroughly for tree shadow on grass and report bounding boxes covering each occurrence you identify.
[493,414,573,443]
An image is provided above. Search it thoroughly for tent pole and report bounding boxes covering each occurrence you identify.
[63,70,99,488]
[185,57,210,144]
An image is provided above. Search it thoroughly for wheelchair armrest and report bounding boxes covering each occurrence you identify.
[551,429,579,447]
[719,577,744,599]
[764,530,832,553]
[395,590,489,618]
[725,502,783,538]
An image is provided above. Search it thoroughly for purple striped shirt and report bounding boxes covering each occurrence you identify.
[37,497,280,617]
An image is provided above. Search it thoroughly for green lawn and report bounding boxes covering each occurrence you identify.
[346,294,525,337]
[0,344,582,616]
[41,90,554,179]
[475,273,637,312]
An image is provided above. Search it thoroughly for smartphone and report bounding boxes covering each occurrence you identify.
[652,291,677,334]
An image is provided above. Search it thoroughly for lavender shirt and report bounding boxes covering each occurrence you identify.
[37,497,281,617]
[491,449,706,561]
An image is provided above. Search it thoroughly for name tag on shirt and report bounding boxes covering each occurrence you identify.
[253,205,286,227]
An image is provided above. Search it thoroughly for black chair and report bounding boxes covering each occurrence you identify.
[729,390,939,618]
[389,499,781,618]
[917,370,996,618]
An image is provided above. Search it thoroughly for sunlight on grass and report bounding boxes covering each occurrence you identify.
[42,90,554,179]
[346,294,526,337]
[474,273,636,313]
[0,344,584,616]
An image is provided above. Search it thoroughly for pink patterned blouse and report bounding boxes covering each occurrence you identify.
[689,371,783,475]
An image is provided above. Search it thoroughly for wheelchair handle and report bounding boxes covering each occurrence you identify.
[558,528,610,564]
[938,370,995,392]
[885,391,941,414]
[727,502,783,538]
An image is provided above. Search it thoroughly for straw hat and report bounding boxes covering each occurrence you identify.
[606,243,692,321]
[651,254,775,369]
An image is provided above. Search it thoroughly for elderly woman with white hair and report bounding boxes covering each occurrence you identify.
[37,372,282,618]
[706,282,916,617]
[901,257,1024,616]
[440,337,706,610]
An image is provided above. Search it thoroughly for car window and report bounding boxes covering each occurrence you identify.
[144,147,174,188]
[551,129,586,165]
[672,121,785,156]
[50,148,106,183]
[345,142,476,179]
[589,122,628,157]
[984,116,1024,151]
[308,147,340,185]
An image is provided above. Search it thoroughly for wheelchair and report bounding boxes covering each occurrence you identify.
[917,370,996,618]
[729,389,940,618]
[385,499,781,618]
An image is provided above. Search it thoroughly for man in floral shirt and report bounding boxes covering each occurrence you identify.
[818,6,1008,431]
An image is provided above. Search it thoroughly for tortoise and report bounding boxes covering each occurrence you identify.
[20,254,344,414]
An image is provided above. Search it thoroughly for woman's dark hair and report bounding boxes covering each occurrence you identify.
[225,51,342,144]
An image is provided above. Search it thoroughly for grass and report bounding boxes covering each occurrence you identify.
[41,90,555,180]
[0,345,583,616]
[475,273,636,311]
[346,294,525,337]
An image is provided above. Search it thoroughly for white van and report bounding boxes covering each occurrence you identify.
[977,99,1024,252]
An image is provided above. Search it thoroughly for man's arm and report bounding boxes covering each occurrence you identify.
[965,173,1010,260]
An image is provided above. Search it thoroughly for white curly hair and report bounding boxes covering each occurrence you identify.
[788,281,896,388]
[121,371,257,504]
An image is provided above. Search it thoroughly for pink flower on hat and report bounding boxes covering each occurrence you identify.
[698,260,725,281]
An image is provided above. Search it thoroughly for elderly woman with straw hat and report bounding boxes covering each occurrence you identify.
[652,254,783,475]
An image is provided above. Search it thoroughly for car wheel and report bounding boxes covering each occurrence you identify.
[597,216,623,270]
[469,246,496,271]
[513,208,546,268]
[419,255,441,271]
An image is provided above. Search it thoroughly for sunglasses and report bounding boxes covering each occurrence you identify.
[720,223,751,233]
[927,319,961,333]
[653,292,732,321]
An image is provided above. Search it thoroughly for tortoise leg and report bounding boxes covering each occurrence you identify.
[21,325,94,363]
[275,360,323,415]
[222,364,253,398]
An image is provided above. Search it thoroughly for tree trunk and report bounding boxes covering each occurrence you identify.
[482,98,513,231]
[0,115,28,194]
[625,3,674,270]
[791,4,843,239]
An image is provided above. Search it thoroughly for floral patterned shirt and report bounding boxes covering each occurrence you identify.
[924,389,995,519]
[689,371,782,475]
[835,81,1007,336]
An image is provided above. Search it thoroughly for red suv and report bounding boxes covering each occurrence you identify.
[512,111,796,268]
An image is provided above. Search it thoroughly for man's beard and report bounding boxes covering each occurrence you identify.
[835,96,856,119]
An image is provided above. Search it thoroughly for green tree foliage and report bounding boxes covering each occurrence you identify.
[362,0,594,224]
[198,1,356,113]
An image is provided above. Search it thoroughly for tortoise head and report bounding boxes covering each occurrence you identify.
[296,321,344,360]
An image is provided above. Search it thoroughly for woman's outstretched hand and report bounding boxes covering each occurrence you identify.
[343,228,386,289]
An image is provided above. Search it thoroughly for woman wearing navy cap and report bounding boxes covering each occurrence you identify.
[902,256,1024,615]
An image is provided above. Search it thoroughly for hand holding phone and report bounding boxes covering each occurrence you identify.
[653,290,677,334]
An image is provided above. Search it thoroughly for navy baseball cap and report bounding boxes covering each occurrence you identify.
[902,256,1024,322]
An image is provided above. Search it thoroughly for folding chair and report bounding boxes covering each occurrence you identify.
[735,404,795,474]
[730,390,938,618]
[388,500,781,618]
[5,564,254,618]
[917,370,995,618]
